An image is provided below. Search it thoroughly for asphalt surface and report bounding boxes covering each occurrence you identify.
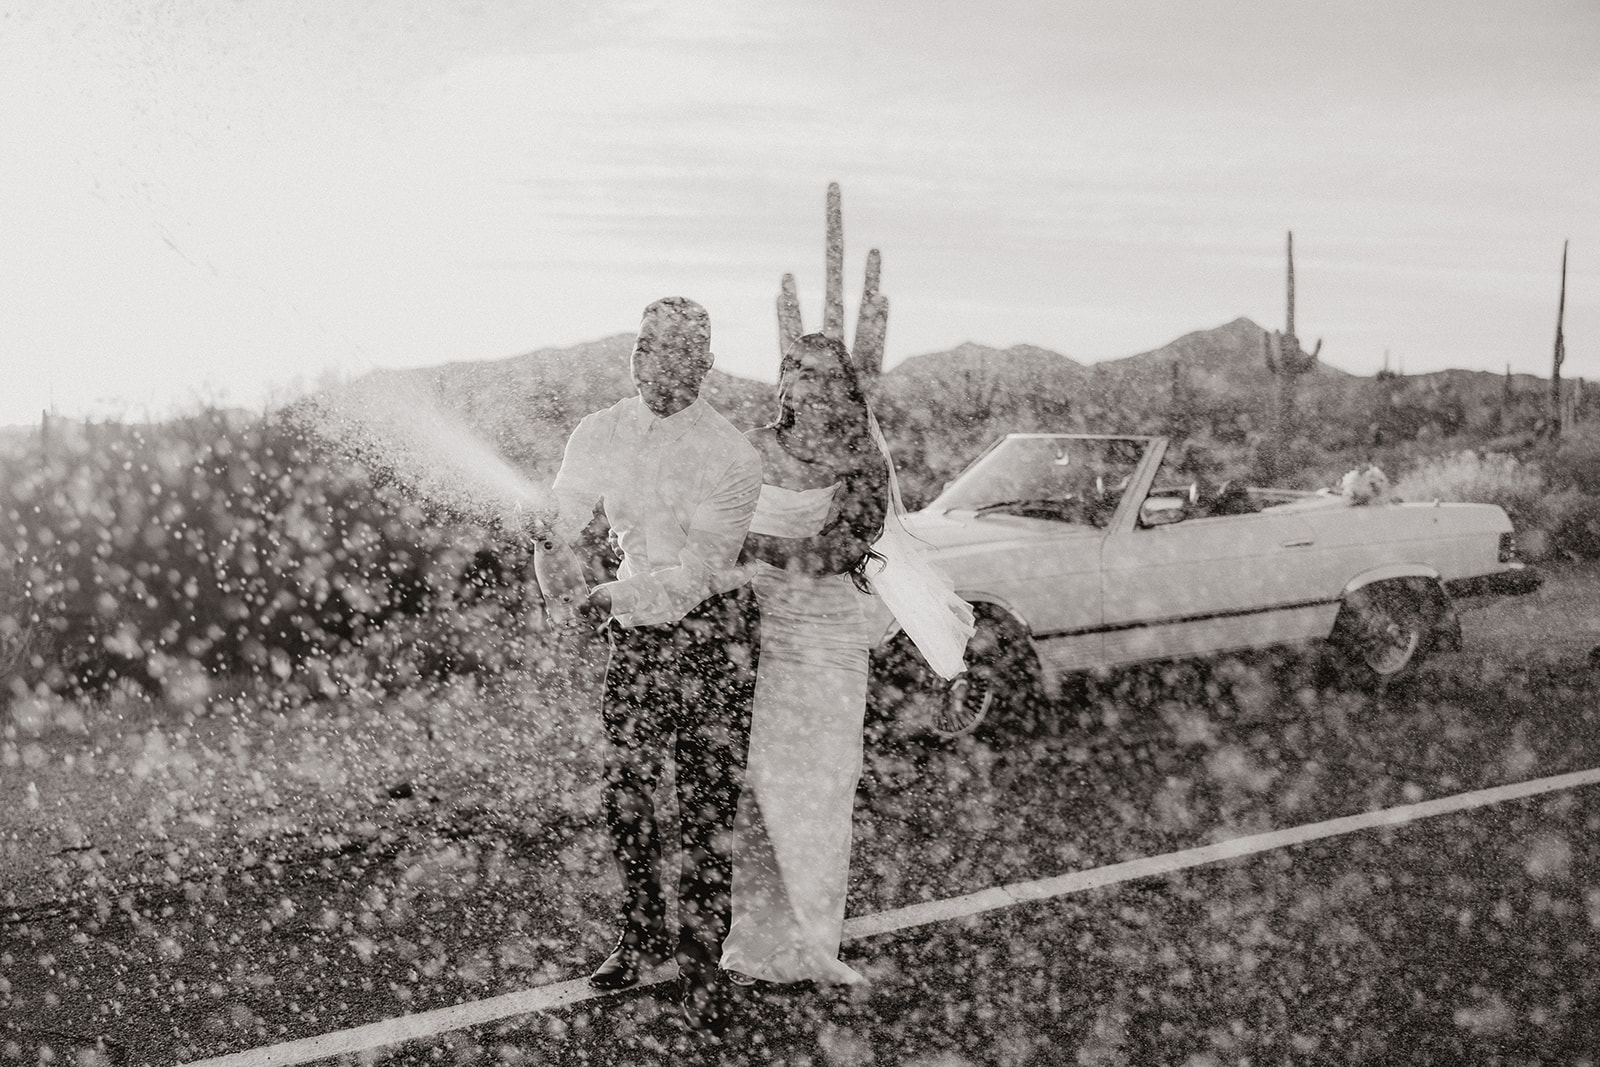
[4,642,1599,1066]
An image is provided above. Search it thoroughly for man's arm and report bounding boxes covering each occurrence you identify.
[741,467,887,576]
[548,415,607,545]
[599,447,761,625]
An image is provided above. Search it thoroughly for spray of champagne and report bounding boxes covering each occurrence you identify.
[305,375,590,625]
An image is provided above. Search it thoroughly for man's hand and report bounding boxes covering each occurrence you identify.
[522,511,561,546]
[577,586,614,626]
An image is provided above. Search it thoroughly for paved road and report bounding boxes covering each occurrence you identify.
[5,642,1599,1065]
[405,784,1600,1066]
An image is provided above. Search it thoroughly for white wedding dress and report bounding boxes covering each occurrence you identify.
[721,481,871,985]
[721,446,974,985]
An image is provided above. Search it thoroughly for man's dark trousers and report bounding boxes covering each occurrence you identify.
[600,587,757,975]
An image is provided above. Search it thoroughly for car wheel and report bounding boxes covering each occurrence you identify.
[1328,578,1440,690]
[869,609,1042,741]
[932,657,996,740]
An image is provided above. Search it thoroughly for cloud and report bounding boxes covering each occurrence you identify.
[2,0,1597,423]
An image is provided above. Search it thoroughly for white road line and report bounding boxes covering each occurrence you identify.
[181,766,1600,1067]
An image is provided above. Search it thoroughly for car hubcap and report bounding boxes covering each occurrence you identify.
[1362,614,1419,675]
[934,674,993,738]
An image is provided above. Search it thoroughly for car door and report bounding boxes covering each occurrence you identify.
[911,434,1131,683]
[913,511,1103,677]
[982,521,1104,677]
[1098,509,1338,667]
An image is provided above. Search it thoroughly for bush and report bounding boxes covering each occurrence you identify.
[1548,423,1600,495]
[1546,489,1600,560]
[1392,449,1600,560]
[0,409,533,699]
[0,551,43,704]
[1393,451,1548,530]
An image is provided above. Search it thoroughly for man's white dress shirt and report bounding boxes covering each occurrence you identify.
[552,395,762,628]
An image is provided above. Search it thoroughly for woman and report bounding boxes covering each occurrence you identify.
[720,332,969,987]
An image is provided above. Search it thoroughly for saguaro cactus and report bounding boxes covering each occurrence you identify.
[1261,231,1322,464]
[1549,239,1568,439]
[776,183,888,385]
[823,183,845,342]
[1166,359,1196,439]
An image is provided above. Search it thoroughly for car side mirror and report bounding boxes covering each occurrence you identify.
[1140,495,1187,527]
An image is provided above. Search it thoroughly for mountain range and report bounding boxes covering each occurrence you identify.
[367,315,1559,484]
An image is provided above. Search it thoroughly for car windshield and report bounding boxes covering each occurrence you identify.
[928,435,1151,529]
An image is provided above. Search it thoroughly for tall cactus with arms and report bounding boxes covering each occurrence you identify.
[1262,231,1322,475]
[777,183,888,384]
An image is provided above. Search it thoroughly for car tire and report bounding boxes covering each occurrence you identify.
[869,608,1043,741]
[1327,578,1442,691]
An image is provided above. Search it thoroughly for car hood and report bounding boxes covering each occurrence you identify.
[901,508,1097,551]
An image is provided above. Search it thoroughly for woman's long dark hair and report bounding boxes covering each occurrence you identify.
[772,333,880,468]
[770,333,887,588]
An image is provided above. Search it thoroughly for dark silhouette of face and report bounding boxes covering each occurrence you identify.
[632,298,712,418]
[778,335,871,460]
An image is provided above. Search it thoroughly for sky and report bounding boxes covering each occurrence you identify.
[2,0,1597,427]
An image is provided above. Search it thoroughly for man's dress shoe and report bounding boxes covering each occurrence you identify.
[588,933,670,991]
[678,963,729,1036]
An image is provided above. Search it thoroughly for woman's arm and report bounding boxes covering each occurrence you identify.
[744,467,888,576]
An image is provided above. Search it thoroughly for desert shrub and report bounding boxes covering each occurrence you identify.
[1248,436,1330,489]
[0,550,43,704]
[1547,422,1600,495]
[1544,488,1600,560]
[1393,451,1548,527]
[1387,449,1600,560]
[0,409,533,700]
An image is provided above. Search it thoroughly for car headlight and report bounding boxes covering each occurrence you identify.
[1498,531,1517,563]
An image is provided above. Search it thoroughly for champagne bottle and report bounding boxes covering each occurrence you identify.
[532,531,589,629]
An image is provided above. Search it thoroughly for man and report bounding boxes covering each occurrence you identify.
[547,296,762,1034]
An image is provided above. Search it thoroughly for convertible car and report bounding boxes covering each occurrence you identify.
[871,433,1540,737]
